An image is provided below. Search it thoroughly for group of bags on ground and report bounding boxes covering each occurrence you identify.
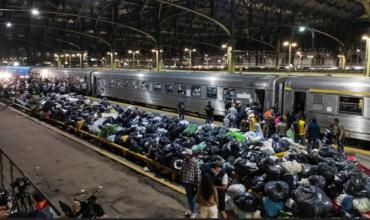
[15,93,370,218]
[227,143,370,218]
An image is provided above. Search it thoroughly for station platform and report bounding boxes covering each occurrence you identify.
[0,106,186,218]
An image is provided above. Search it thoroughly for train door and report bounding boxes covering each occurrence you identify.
[278,82,285,112]
[92,76,97,95]
[294,91,306,114]
[255,89,265,109]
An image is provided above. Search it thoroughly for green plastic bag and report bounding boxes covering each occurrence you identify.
[100,124,123,138]
[192,142,206,153]
[182,124,198,136]
[227,130,246,142]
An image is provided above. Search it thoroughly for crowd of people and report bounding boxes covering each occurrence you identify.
[177,98,346,154]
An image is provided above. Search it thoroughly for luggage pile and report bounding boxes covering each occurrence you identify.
[15,93,370,219]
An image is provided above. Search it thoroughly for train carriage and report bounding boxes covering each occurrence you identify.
[283,76,370,141]
[92,70,281,116]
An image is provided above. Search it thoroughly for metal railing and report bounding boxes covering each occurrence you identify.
[0,146,61,216]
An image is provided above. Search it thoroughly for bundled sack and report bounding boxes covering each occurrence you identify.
[250,174,268,193]
[308,175,327,189]
[353,198,370,213]
[292,185,332,217]
[233,192,259,212]
[281,161,302,174]
[227,130,246,142]
[344,172,369,197]
[262,196,284,218]
[182,124,198,136]
[335,194,354,212]
[264,181,290,202]
[234,158,260,177]
[238,210,261,218]
[283,173,299,190]
[317,162,337,183]
[191,142,207,154]
[227,184,246,199]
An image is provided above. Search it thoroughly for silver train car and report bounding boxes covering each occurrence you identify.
[92,70,282,116]
[283,76,370,141]
[27,67,370,142]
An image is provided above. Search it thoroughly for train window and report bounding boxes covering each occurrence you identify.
[178,84,186,96]
[116,80,123,88]
[132,81,139,89]
[207,87,217,99]
[142,81,151,90]
[312,94,324,111]
[223,88,236,100]
[108,79,115,88]
[191,86,201,97]
[165,83,173,93]
[153,82,162,92]
[123,80,131,88]
[338,96,364,115]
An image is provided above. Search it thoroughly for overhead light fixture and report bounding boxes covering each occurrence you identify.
[31,8,40,16]
[6,22,12,28]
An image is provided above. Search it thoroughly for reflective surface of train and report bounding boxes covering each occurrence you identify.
[25,67,370,142]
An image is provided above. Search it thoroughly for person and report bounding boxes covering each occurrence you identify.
[227,104,237,128]
[334,118,345,152]
[306,118,320,151]
[196,173,218,218]
[323,124,335,145]
[208,156,228,219]
[249,114,257,132]
[205,101,214,124]
[178,101,186,120]
[29,192,57,218]
[274,114,281,128]
[180,149,200,218]
[297,116,306,145]
[276,116,288,137]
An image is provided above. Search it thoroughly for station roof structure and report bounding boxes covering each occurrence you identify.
[0,0,369,62]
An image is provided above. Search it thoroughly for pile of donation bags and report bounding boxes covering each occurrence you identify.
[15,93,370,218]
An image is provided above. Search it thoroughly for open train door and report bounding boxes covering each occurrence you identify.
[255,89,265,109]
[293,91,306,114]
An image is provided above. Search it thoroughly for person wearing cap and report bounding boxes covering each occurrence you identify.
[180,148,200,218]
[208,156,228,219]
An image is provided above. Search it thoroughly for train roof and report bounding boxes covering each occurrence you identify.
[285,76,370,94]
[93,70,280,89]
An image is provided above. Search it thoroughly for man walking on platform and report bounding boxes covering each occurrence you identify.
[181,149,200,218]
[178,101,186,120]
[205,101,214,124]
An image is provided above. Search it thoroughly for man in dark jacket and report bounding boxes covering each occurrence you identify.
[178,101,185,120]
[307,118,320,150]
[205,101,214,124]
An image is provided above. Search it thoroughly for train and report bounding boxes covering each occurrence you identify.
[4,66,370,142]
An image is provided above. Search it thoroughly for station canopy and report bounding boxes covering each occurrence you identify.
[0,0,368,60]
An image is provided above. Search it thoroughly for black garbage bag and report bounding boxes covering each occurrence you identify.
[233,192,259,212]
[326,182,344,198]
[286,150,308,163]
[264,181,290,202]
[222,161,235,175]
[299,163,316,178]
[266,164,285,180]
[308,151,323,165]
[317,162,337,183]
[272,140,288,153]
[181,138,196,149]
[234,158,259,177]
[283,173,299,190]
[308,175,327,189]
[344,171,368,197]
[250,174,267,193]
[333,169,353,185]
[258,157,275,173]
[292,185,332,217]
[335,160,357,171]
[220,143,231,159]
[318,146,337,158]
